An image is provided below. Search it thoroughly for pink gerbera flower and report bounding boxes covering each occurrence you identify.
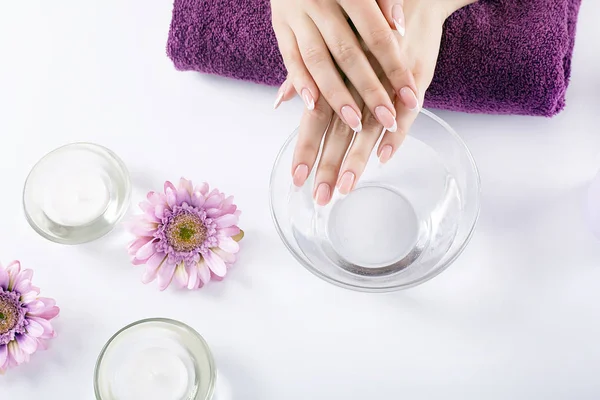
[128,178,243,290]
[0,261,59,374]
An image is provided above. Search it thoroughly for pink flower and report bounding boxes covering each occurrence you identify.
[0,261,59,374]
[128,178,243,290]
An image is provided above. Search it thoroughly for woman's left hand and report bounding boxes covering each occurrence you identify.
[281,0,476,206]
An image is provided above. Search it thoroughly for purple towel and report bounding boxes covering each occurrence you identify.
[167,0,581,117]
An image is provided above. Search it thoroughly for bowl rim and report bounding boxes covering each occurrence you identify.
[93,317,217,400]
[269,108,482,292]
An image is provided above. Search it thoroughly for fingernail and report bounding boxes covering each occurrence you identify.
[301,88,315,111]
[341,106,363,132]
[379,145,393,164]
[399,87,419,111]
[293,164,309,187]
[337,171,355,195]
[375,106,397,132]
[273,82,287,110]
[392,4,406,36]
[315,183,331,206]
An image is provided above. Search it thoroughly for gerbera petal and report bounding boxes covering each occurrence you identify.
[12,269,33,291]
[165,187,177,209]
[24,318,44,337]
[8,341,25,364]
[204,194,224,209]
[157,261,176,291]
[0,345,7,367]
[197,259,211,285]
[191,191,206,208]
[215,214,238,228]
[14,279,33,296]
[218,236,240,253]
[128,237,153,256]
[135,239,157,260]
[206,208,224,218]
[28,298,59,319]
[195,182,209,196]
[177,178,193,204]
[139,200,154,215]
[219,226,241,238]
[234,210,241,217]
[204,250,227,277]
[173,263,188,289]
[212,247,236,264]
[164,180,177,193]
[29,317,55,339]
[20,288,40,304]
[141,253,166,284]
[0,266,8,290]
[186,263,199,290]
[6,261,21,290]
[155,205,165,220]
[16,334,38,355]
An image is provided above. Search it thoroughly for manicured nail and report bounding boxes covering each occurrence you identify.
[375,106,397,132]
[341,106,363,132]
[337,171,355,195]
[293,164,309,187]
[273,82,287,109]
[399,87,419,111]
[379,145,393,164]
[315,183,331,206]
[392,4,406,36]
[301,88,315,111]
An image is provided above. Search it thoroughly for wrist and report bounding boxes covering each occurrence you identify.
[440,0,478,19]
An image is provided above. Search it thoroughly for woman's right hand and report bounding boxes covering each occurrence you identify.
[270,0,420,133]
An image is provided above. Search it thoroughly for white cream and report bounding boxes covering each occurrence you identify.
[41,168,109,226]
[113,346,189,400]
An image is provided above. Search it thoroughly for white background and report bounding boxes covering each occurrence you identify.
[1,1,600,399]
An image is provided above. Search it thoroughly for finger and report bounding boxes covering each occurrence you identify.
[273,26,320,111]
[344,0,419,113]
[292,95,334,188]
[293,17,364,132]
[314,116,355,206]
[305,7,397,133]
[273,78,299,110]
[337,106,384,195]
[376,0,406,35]
[377,73,427,163]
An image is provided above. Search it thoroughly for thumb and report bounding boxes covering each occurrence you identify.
[377,0,405,37]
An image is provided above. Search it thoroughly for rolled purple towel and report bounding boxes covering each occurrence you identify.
[167,0,581,117]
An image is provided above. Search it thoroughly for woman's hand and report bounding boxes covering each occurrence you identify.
[271,0,420,133]
[284,0,477,206]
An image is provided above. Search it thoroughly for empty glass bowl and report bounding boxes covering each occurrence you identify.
[270,109,480,292]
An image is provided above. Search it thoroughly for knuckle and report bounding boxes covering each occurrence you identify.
[330,121,353,138]
[301,46,328,67]
[333,40,360,65]
[344,153,367,171]
[317,162,339,178]
[368,29,396,52]
[388,63,410,84]
[308,103,332,122]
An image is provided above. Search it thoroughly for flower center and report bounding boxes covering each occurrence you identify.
[0,295,19,336]
[165,212,207,252]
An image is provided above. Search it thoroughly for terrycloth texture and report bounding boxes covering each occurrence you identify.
[167,0,582,117]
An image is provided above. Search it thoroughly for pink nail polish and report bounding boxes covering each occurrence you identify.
[293,164,309,187]
[315,183,331,206]
[399,87,419,111]
[379,145,394,164]
[341,106,363,132]
[337,171,355,195]
[273,82,287,110]
[392,4,406,36]
[375,106,398,132]
[301,88,315,111]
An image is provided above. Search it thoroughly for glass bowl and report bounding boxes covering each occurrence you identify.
[23,142,131,244]
[270,109,481,292]
[94,318,216,400]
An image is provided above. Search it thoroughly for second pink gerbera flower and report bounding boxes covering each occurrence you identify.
[128,178,242,290]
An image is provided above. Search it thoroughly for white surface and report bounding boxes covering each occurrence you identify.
[1,1,600,399]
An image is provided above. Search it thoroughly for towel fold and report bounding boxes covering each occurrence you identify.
[167,0,581,117]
